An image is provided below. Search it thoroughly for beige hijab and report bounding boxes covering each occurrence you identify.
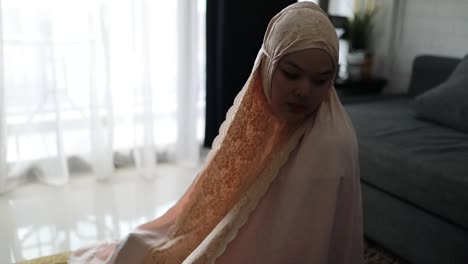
[68,2,362,263]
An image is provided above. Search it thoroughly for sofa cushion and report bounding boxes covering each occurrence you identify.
[413,55,468,133]
[413,75,468,133]
[408,55,461,96]
[346,98,468,229]
[450,55,468,77]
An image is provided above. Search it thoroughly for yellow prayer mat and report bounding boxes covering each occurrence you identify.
[18,252,70,264]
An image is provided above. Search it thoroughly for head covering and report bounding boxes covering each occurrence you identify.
[260,2,339,102]
[69,2,363,263]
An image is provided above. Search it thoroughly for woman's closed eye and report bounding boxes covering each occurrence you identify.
[281,69,300,80]
[312,79,329,86]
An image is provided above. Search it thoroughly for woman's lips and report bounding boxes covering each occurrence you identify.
[287,102,307,113]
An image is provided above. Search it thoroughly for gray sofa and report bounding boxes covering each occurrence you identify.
[345,55,468,264]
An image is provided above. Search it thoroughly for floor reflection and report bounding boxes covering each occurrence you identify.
[0,165,196,263]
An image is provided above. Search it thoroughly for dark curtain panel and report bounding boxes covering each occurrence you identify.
[204,0,296,147]
[319,0,330,13]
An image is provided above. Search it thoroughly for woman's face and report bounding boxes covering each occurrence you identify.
[270,48,334,124]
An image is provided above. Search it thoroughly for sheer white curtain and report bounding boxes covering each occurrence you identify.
[0,0,205,193]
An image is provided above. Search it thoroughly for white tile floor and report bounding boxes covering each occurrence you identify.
[0,165,199,263]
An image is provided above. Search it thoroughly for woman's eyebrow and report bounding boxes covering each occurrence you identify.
[282,60,303,72]
[283,60,333,76]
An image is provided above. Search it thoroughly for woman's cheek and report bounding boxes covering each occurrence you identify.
[307,88,325,109]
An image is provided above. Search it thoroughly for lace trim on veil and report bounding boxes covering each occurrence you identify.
[187,125,307,263]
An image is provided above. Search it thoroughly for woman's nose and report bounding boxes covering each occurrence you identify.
[294,81,311,97]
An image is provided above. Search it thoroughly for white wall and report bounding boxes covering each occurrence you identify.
[370,0,399,84]
[328,0,355,17]
[299,0,355,17]
[377,0,468,93]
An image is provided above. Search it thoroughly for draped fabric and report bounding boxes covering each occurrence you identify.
[67,2,363,263]
[0,0,204,193]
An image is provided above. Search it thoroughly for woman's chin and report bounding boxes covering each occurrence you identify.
[271,108,311,125]
[281,112,309,125]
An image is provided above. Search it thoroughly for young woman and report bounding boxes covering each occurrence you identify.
[37,2,363,263]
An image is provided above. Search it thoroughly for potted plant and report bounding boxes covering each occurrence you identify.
[342,8,377,79]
